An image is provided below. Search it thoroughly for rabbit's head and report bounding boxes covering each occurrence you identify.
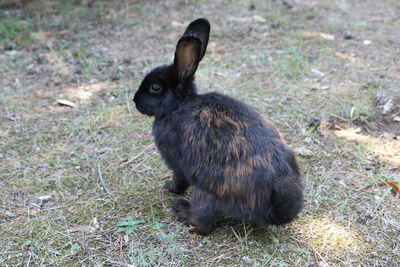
[134,18,210,118]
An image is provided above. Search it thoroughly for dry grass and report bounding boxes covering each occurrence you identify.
[1,0,399,266]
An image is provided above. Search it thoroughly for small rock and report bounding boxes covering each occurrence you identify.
[26,68,37,75]
[303,137,313,143]
[356,215,372,225]
[363,40,372,46]
[249,3,256,10]
[383,132,395,139]
[110,73,120,81]
[40,66,51,73]
[282,0,293,9]
[46,38,59,49]
[376,95,393,114]
[308,118,321,128]
[91,52,102,59]
[5,210,17,218]
[97,147,112,154]
[393,116,400,122]
[93,217,100,229]
[123,58,131,65]
[67,59,78,65]
[117,65,125,73]
[4,42,18,51]
[35,54,47,64]
[106,58,114,66]
[343,31,353,39]
[311,68,325,77]
[70,74,81,83]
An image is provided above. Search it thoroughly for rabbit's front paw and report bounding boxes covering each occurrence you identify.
[165,180,186,195]
[172,199,191,226]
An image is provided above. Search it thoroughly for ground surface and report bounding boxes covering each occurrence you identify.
[1,0,399,266]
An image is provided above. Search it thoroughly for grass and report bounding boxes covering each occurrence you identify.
[1,0,399,266]
[0,15,32,46]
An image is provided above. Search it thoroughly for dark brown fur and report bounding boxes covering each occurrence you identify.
[133,18,304,235]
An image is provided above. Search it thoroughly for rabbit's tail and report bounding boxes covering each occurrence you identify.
[265,175,304,225]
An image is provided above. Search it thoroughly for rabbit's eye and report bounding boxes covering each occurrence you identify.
[149,83,162,94]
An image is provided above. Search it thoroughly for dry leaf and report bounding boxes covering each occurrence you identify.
[29,210,38,216]
[335,52,357,62]
[380,182,400,194]
[35,92,49,98]
[171,21,184,28]
[57,99,77,108]
[300,31,335,40]
[190,231,199,238]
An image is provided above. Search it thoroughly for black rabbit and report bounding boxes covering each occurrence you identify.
[133,18,303,235]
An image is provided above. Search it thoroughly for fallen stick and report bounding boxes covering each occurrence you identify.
[119,144,155,168]
[97,165,115,196]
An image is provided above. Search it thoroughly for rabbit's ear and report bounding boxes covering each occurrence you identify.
[182,18,210,61]
[173,36,202,83]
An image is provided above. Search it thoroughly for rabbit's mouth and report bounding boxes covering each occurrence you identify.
[135,103,153,116]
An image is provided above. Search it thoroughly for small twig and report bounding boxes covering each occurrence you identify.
[133,158,147,169]
[45,201,91,211]
[119,144,155,168]
[158,173,172,180]
[289,236,330,266]
[124,87,132,114]
[107,260,134,267]
[97,165,115,196]
[27,253,32,267]
[310,246,330,267]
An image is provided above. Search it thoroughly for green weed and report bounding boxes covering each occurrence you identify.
[0,15,31,46]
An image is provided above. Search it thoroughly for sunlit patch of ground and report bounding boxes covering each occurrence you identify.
[293,216,367,255]
[335,128,400,167]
